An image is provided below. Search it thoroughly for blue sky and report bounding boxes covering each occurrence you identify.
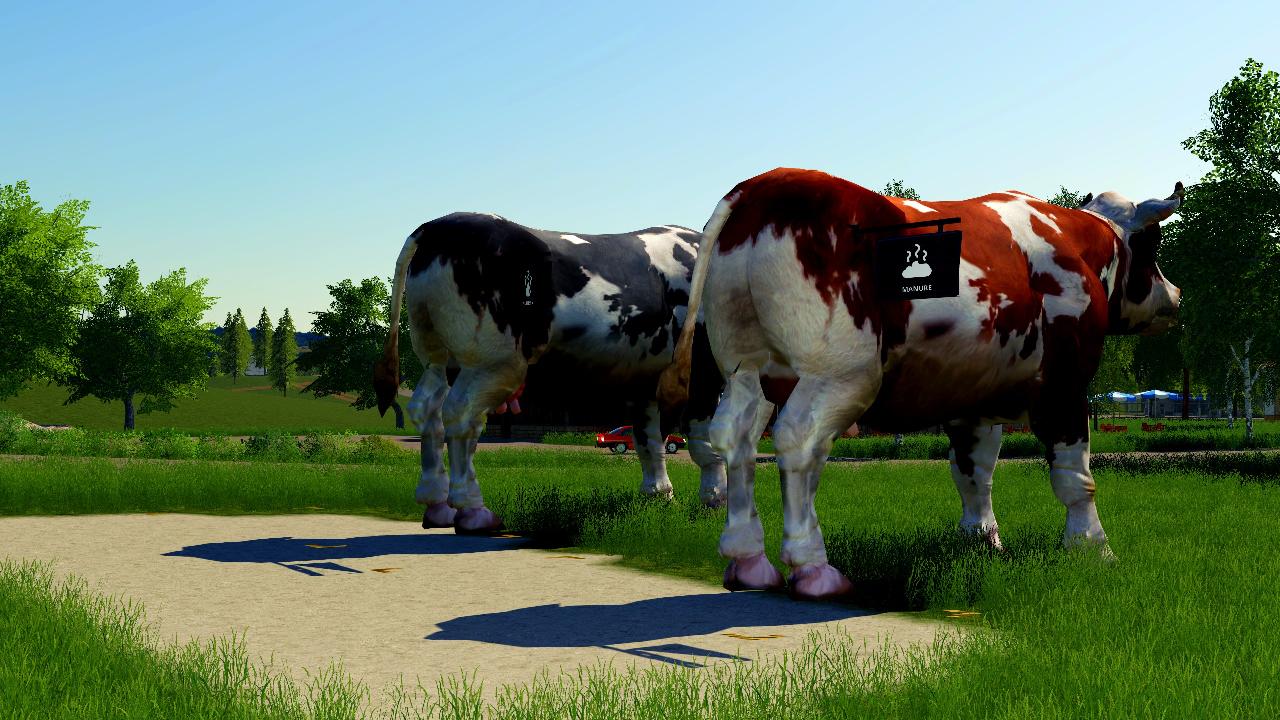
[4,1,1276,326]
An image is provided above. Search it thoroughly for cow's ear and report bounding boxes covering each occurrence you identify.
[1130,181,1185,229]
[1080,192,1094,207]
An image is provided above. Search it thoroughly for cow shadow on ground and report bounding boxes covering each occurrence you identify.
[426,591,875,648]
[164,533,528,564]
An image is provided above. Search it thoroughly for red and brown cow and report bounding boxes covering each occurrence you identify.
[661,168,1182,601]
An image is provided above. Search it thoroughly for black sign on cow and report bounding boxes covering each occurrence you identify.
[855,218,963,301]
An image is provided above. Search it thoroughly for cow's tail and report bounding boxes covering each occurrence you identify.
[657,196,735,414]
[374,233,418,416]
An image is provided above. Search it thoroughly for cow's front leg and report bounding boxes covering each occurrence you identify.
[711,368,782,591]
[634,400,674,500]
[412,361,456,528]
[687,417,726,508]
[442,363,524,535]
[944,422,1004,550]
[773,376,877,601]
[1032,403,1112,557]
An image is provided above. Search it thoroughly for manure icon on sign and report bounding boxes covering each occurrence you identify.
[901,243,932,279]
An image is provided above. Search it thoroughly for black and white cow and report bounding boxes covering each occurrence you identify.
[374,212,727,533]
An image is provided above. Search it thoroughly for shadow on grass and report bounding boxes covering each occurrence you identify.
[426,590,873,648]
[163,533,528,564]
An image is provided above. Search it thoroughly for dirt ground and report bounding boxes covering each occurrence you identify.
[0,514,951,702]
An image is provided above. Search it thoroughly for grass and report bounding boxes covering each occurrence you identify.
[0,375,414,435]
[3,449,1280,716]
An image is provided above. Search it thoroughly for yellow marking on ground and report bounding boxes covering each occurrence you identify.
[493,533,521,538]
[370,568,400,574]
[304,544,347,549]
[722,632,784,641]
[547,555,585,560]
[304,506,324,510]
[943,609,981,617]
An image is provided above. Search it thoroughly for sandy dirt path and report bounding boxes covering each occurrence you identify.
[1,514,950,701]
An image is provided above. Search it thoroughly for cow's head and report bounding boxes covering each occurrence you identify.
[1081,182,1183,335]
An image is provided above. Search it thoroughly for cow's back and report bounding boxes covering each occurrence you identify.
[705,170,1121,431]
[405,212,699,382]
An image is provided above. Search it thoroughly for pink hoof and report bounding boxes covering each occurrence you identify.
[422,502,457,529]
[788,563,853,601]
[454,506,503,535]
[723,553,785,592]
[962,524,1005,552]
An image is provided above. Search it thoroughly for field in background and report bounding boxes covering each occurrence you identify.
[1,449,1278,717]
[0,375,413,436]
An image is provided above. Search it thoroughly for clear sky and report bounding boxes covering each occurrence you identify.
[4,1,1276,327]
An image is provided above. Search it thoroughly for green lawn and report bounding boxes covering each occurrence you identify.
[1,450,1277,717]
[0,375,413,435]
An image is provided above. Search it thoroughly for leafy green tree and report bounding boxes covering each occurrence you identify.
[1087,336,1138,428]
[881,179,921,200]
[0,181,101,397]
[270,309,298,396]
[63,262,216,430]
[295,277,422,428]
[1164,58,1280,439]
[1046,187,1087,209]
[252,307,273,375]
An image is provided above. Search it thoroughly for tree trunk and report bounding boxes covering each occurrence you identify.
[1181,367,1190,419]
[1230,395,1237,429]
[124,392,136,431]
[392,401,405,430]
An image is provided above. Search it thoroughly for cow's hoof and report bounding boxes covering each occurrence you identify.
[1064,536,1117,564]
[723,553,785,592]
[960,524,1005,552]
[699,487,727,509]
[421,502,457,529]
[454,507,503,535]
[641,485,675,501]
[788,563,853,601]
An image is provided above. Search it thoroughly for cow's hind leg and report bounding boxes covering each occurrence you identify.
[634,400,674,500]
[410,356,456,528]
[442,362,525,534]
[773,376,877,601]
[945,422,1004,550]
[712,368,782,591]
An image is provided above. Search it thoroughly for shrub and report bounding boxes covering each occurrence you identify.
[242,431,301,462]
[140,430,199,460]
[349,434,407,464]
[541,431,597,446]
[0,411,29,452]
[300,432,356,463]
[195,435,244,461]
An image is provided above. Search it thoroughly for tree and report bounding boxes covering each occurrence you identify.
[0,181,101,397]
[220,309,250,382]
[1164,59,1280,439]
[63,262,216,430]
[1046,187,1087,209]
[270,308,298,396]
[295,277,422,428]
[1087,336,1138,429]
[881,179,921,200]
[253,307,273,375]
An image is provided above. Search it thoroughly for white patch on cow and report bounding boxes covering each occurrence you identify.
[984,196,1089,319]
[560,234,589,245]
[1099,241,1121,299]
[902,200,937,213]
[637,227,697,291]
[549,270,672,373]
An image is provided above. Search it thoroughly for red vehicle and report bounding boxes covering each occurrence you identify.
[595,426,686,454]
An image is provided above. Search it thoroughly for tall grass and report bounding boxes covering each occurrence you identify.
[3,451,1279,717]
